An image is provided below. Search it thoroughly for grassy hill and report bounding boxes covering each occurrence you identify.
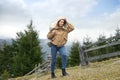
[9,57,120,80]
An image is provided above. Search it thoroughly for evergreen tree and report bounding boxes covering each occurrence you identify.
[114,27,120,51]
[115,27,120,37]
[106,35,114,53]
[96,34,106,56]
[83,35,92,47]
[83,35,93,57]
[11,20,43,77]
[69,41,80,67]
[1,70,9,80]
[0,41,13,77]
[56,54,62,69]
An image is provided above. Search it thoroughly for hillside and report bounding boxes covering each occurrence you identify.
[9,57,120,80]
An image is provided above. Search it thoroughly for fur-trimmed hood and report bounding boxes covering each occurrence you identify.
[49,17,66,30]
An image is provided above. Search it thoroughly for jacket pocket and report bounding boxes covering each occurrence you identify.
[64,37,67,41]
[52,37,56,41]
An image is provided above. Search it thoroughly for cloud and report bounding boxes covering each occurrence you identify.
[0,0,32,25]
[28,0,98,39]
[70,7,120,42]
[0,0,29,16]
[29,0,97,20]
[0,0,120,43]
[0,0,32,38]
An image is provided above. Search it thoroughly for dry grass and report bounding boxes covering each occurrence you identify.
[9,57,120,80]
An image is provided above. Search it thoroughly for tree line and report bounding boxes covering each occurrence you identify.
[67,27,120,68]
[52,27,120,69]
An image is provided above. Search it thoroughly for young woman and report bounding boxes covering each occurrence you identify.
[47,17,74,78]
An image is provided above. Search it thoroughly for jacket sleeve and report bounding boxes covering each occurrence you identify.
[47,31,54,40]
[66,22,75,33]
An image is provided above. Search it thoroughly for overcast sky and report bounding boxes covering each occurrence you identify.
[0,0,120,42]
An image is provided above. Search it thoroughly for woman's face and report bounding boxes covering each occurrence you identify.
[58,19,65,27]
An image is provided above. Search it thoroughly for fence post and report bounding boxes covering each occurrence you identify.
[79,44,88,66]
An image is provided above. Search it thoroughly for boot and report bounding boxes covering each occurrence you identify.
[51,72,56,78]
[62,69,69,76]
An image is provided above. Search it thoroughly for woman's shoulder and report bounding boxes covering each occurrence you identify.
[49,22,57,30]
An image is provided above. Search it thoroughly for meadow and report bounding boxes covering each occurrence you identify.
[9,57,120,80]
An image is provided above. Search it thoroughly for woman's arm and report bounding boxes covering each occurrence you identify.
[66,22,74,33]
[47,30,56,40]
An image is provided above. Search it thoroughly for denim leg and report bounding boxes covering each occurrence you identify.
[51,45,57,72]
[59,46,67,69]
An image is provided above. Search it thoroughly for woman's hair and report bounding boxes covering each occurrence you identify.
[57,19,67,27]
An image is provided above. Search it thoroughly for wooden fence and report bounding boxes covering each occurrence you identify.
[25,54,51,76]
[79,35,120,66]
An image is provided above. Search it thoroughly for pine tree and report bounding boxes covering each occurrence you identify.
[0,41,13,76]
[69,41,80,67]
[115,27,120,37]
[114,27,120,51]
[83,35,92,47]
[97,34,106,56]
[11,20,43,77]
[83,35,93,57]
[106,35,114,53]
[1,70,9,80]
[56,54,62,69]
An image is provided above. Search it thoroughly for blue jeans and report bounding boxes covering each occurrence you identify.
[51,44,67,72]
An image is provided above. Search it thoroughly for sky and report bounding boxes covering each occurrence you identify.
[0,0,120,43]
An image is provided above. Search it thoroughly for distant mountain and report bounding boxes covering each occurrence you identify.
[40,39,51,59]
[0,38,12,45]
[40,39,72,59]
[0,38,72,60]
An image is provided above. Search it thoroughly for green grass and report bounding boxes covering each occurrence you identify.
[9,57,120,80]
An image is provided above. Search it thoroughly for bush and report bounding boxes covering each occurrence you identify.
[1,70,9,80]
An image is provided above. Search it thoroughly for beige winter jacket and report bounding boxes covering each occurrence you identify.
[47,22,74,47]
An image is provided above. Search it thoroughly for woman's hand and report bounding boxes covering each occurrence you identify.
[47,30,56,40]
[51,30,56,36]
